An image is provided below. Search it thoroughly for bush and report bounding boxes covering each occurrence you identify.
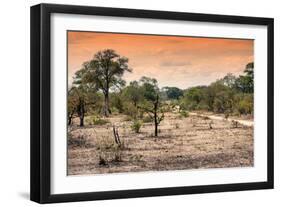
[84,115,109,125]
[197,102,209,111]
[95,134,115,150]
[113,149,122,162]
[233,93,253,115]
[131,120,143,133]
[179,110,189,118]
[110,93,124,113]
[110,107,119,115]
[99,155,107,165]
[142,115,153,123]
[93,116,109,125]
[96,133,123,164]
[224,113,230,119]
[123,103,138,119]
[84,116,94,125]
[213,96,225,113]
[237,99,253,115]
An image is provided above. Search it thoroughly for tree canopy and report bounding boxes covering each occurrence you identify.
[162,87,183,100]
[76,49,132,116]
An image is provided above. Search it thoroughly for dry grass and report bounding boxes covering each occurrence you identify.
[67,112,253,175]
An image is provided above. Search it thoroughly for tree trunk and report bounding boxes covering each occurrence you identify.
[154,102,158,137]
[68,111,74,125]
[154,121,158,137]
[104,92,110,117]
[79,115,84,127]
[78,100,85,127]
[68,115,72,125]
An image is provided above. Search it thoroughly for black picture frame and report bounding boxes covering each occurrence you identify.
[30,3,274,204]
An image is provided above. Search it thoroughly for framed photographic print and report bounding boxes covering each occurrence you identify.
[30,3,274,203]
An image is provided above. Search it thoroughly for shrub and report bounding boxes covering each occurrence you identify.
[237,99,253,115]
[224,113,230,119]
[142,115,153,123]
[179,110,189,118]
[197,102,209,111]
[95,134,115,151]
[123,103,138,119]
[233,93,253,115]
[96,133,123,164]
[93,117,109,125]
[213,96,225,113]
[110,107,120,115]
[99,155,107,165]
[110,93,124,113]
[113,148,122,162]
[131,120,143,133]
[84,116,93,125]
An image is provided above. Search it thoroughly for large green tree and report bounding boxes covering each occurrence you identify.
[180,86,207,110]
[235,62,254,93]
[162,86,183,100]
[123,81,143,107]
[205,81,235,113]
[84,49,132,116]
[221,73,237,89]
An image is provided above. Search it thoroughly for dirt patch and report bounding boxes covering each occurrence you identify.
[67,113,253,175]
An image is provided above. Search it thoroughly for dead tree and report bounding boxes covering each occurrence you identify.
[113,125,121,147]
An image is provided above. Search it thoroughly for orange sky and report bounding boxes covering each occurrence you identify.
[68,31,253,89]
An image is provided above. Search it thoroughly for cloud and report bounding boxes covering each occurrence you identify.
[160,61,192,67]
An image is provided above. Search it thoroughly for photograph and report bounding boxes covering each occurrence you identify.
[67,31,254,176]
[29,3,274,203]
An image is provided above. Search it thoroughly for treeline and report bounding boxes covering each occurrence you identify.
[68,49,254,136]
[178,62,254,115]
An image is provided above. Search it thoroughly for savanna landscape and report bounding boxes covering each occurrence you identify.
[67,32,254,175]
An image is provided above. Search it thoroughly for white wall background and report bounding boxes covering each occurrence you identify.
[0,0,279,206]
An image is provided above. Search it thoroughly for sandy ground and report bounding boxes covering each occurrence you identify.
[67,112,253,175]
[189,112,254,127]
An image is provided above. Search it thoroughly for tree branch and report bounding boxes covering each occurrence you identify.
[157,112,165,124]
